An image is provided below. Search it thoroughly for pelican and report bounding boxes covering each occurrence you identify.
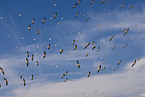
[0,67,5,75]
[97,65,101,73]
[43,51,46,58]
[26,58,29,67]
[3,78,8,85]
[76,60,80,68]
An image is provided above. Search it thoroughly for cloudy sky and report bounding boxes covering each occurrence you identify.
[1,0,145,97]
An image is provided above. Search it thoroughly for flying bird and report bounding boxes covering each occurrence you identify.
[97,65,101,73]
[76,60,80,68]
[112,45,117,49]
[90,0,95,6]
[97,46,100,52]
[32,54,34,61]
[86,53,88,57]
[19,75,22,79]
[129,5,134,9]
[120,2,126,8]
[131,60,136,67]
[54,12,57,19]
[138,57,141,61]
[61,71,68,79]
[37,29,40,35]
[102,67,105,71]
[59,49,64,54]
[23,78,26,86]
[3,78,8,85]
[92,46,96,50]
[118,60,121,65]
[91,41,95,44]
[43,17,46,24]
[26,58,29,67]
[114,66,119,71]
[31,75,34,80]
[76,0,81,5]
[73,3,77,8]
[123,28,129,36]
[74,44,77,50]
[75,12,79,18]
[28,24,31,30]
[43,51,46,58]
[32,18,35,24]
[47,44,51,50]
[0,67,5,75]
[87,17,91,21]
[87,71,91,77]
[64,78,68,82]
[99,0,105,4]
[72,40,78,45]
[27,51,29,57]
[124,43,128,48]
[36,61,39,66]
[84,42,90,49]
[108,35,115,41]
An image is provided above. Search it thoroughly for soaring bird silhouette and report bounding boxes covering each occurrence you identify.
[27,51,29,58]
[75,12,79,18]
[64,78,68,82]
[74,44,77,50]
[54,12,57,19]
[32,54,34,61]
[84,42,90,49]
[109,35,115,41]
[97,46,100,52]
[19,75,22,79]
[61,71,68,79]
[47,44,51,50]
[86,53,88,57]
[26,58,29,67]
[32,18,35,24]
[0,67,5,75]
[23,78,26,86]
[129,5,134,9]
[97,65,101,73]
[43,51,46,58]
[120,2,126,8]
[28,24,31,30]
[76,60,80,68]
[99,0,105,4]
[3,78,8,85]
[87,71,91,77]
[43,17,46,24]
[90,0,95,6]
[123,28,129,36]
[87,17,91,21]
[59,49,64,54]
[92,46,96,50]
[36,61,39,66]
[31,75,34,80]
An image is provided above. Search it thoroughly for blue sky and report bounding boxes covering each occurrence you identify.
[1,0,145,97]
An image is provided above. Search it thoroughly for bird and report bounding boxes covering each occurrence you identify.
[118,60,121,65]
[138,57,141,61]
[74,44,77,50]
[32,18,35,24]
[54,12,57,19]
[19,75,22,79]
[43,17,46,24]
[76,60,80,68]
[87,17,91,21]
[31,75,34,80]
[97,65,101,73]
[108,35,115,41]
[43,51,46,58]
[129,5,134,9]
[61,71,68,79]
[112,45,117,49]
[102,67,105,71]
[64,78,68,82]
[0,84,1,87]
[76,0,81,5]
[26,58,29,67]
[91,41,95,44]
[87,71,91,77]
[59,49,64,54]
[75,12,79,18]
[99,0,105,4]
[0,67,5,75]
[84,42,90,49]
[36,61,39,66]
[124,43,128,48]
[131,60,136,67]
[120,2,126,8]
[3,78,8,85]
[47,44,51,50]
[32,54,34,61]
[27,51,29,57]
[114,66,119,71]
[72,40,78,45]
[73,3,77,8]
[86,53,88,57]
[23,78,26,86]
[28,24,31,30]
[92,46,96,50]
[90,0,95,6]
[123,28,129,36]
[97,46,100,52]
[37,29,40,35]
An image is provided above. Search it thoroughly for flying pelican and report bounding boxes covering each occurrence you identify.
[74,44,77,50]
[87,17,91,21]
[36,61,39,66]
[76,60,80,68]
[108,35,115,41]
[23,78,26,86]
[87,71,91,77]
[59,49,64,54]
[123,28,129,36]
[64,78,68,82]
[97,46,100,52]
[27,51,29,57]
[19,75,22,79]
[75,12,79,18]
[26,58,29,67]
[47,44,51,50]
[3,78,8,85]
[99,0,105,4]
[97,65,101,73]
[92,46,96,50]
[84,42,90,49]
[32,54,34,61]
[31,75,34,80]
[43,51,46,58]
[86,53,88,57]
[61,71,68,79]
[54,12,57,19]
[0,67,5,75]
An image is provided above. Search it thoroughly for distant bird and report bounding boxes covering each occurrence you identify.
[87,17,91,21]
[92,46,96,50]
[59,49,64,54]
[73,3,77,8]
[124,43,128,48]
[19,75,22,79]
[28,24,31,30]
[86,53,88,57]
[99,0,105,4]
[32,54,34,61]
[3,78,8,85]
[72,40,78,45]
[87,71,91,77]
[54,12,57,19]
[64,78,68,82]
[76,0,81,5]
[47,44,51,50]
[129,5,134,9]
[108,35,115,41]
[138,57,141,61]
[37,29,40,35]
[32,18,35,24]
[91,41,95,45]
[75,12,79,18]
[118,60,121,65]
[36,61,39,66]
[0,67,5,75]
[26,58,29,67]
[112,45,117,49]
[131,60,136,67]
[120,2,126,8]
[61,71,68,79]
[43,17,46,24]
[102,67,105,71]
[23,78,26,86]
[97,46,100,52]
[123,28,129,36]
[84,42,90,49]
[90,0,95,6]
[114,66,119,71]
[97,65,101,73]
[31,75,34,80]
[74,44,77,50]
[43,51,46,58]
[0,84,1,87]
[27,51,29,57]
[76,60,80,68]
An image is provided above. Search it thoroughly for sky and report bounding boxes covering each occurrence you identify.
[0,0,145,97]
